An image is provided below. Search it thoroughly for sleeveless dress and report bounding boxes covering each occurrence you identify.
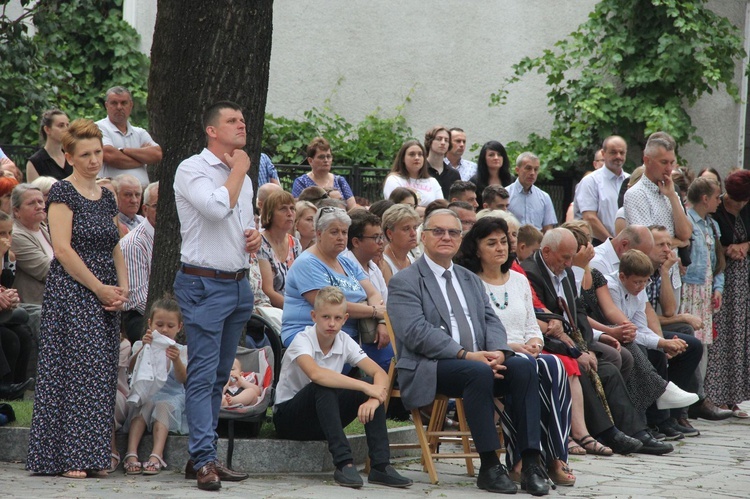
[26,180,121,474]
[28,148,74,180]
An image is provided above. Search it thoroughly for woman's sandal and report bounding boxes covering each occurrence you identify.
[731,405,750,419]
[567,437,586,456]
[123,453,142,475]
[548,460,576,486]
[108,452,121,474]
[60,470,87,479]
[142,454,167,476]
[575,434,613,456]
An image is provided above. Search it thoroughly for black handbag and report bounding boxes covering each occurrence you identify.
[534,312,582,358]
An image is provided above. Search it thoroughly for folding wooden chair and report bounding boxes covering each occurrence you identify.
[384,313,480,484]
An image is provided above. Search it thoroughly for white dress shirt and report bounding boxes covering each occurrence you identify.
[605,273,661,349]
[574,166,629,236]
[424,254,478,351]
[174,148,255,271]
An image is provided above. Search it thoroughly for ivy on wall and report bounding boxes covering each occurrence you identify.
[492,0,746,177]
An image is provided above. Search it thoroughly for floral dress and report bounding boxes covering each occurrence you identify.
[26,181,120,474]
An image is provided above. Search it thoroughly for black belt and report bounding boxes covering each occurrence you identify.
[181,265,247,281]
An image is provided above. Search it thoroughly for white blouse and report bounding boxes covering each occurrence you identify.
[482,270,543,344]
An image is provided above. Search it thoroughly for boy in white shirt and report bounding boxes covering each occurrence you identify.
[273,286,412,489]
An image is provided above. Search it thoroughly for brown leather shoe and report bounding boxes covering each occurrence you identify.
[196,462,221,491]
[688,398,733,421]
[186,459,249,482]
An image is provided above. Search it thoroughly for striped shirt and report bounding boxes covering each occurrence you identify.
[120,218,154,314]
[174,148,255,271]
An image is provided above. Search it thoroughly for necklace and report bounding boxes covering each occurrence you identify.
[386,246,409,269]
[72,174,98,199]
[488,290,509,310]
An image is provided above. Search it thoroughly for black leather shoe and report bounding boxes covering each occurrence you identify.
[0,378,34,400]
[477,464,518,494]
[605,430,643,455]
[185,459,249,481]
[655,420,684,441]
[520,463,550,496]
[688,398,732,421]
[368,464,413,488]
[334,464,363,488]
[675,417,700,437]
[636,432,674,455]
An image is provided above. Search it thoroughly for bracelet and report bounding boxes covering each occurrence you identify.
[459,349,468,360]
[377,319,386,325]
[371,306,377,319]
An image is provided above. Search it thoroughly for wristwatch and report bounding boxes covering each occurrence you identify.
[118,147,124,153]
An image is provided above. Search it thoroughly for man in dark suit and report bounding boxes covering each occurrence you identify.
[522,228,672,455]
[388,209,548,496]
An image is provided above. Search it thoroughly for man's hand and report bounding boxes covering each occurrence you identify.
[608,322,637,344]
[599,333,621,351]
[658,174,676,197]
[245,229,262,254]
[545,319,576,347]
[363,383,387,404]
[661,250,680,274]
[466,350,507,379]
[224,149,251,174]
[659,336,688,357]
[358,398,381,424]
[577,351,597,373]
[678,313,703,331]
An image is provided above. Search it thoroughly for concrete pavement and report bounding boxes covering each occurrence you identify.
[2,403,750,498]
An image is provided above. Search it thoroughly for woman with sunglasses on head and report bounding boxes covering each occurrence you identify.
[281,206,393,371]
[292,137,356,210]
[383,140,443,217]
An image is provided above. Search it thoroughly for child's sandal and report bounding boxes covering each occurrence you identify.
[142,454,167,475]
[123,453,142,475]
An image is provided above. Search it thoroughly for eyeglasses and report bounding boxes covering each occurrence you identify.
[423,227,462,239]
[359,234,385,243]
[318,206,345,215]
[460,219,475,227]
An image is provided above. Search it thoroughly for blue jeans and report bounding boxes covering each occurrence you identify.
[173,270,253,470]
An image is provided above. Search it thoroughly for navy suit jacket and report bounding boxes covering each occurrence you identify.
[386,256,512,409]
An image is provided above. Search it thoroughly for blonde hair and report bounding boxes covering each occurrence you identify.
[619,249,653,277]
[314,286,346,309]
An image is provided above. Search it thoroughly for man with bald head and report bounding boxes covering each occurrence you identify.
[523,228,670,455]
[590,225,654,276]
[574,136,629,244]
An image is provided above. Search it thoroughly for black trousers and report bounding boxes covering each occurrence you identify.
[122,310,145,345]
[273,382,390,468]
[582,360,645,437]
[0,324,32,383]
[434,355,542,455]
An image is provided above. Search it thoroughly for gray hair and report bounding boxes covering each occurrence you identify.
[143,181,159,206]
[477,208,520,230]
[105,86,132,102]
[112,174,142,194]
[314,206,351,232]
[423,208,461,231]
[11,184,43,212]
[516,151,539,168]
[30,176,57,194]
[381,204,420,239]
[644,131,676,157]
[541,227,575,251]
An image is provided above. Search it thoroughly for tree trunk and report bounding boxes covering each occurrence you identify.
[145,0,273,323]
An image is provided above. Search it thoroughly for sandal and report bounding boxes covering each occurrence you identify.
[142,454,167,475]
[548,460,576,486]
[575,434,613,456]
[108,452,121,474]
[60,470,87,479]
[731,405,750,419]
[567,437,586,456]
[123,453,142,475]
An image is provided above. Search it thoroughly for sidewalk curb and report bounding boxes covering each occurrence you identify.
[0,425,420,473]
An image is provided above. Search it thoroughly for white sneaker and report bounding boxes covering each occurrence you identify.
[656,382,699,410]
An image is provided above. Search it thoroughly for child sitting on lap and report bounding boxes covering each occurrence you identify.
[221,358,262,407]
[273,286,412,489]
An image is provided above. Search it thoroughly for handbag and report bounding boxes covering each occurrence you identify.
[534,311,582,358]
[358,315,379,344]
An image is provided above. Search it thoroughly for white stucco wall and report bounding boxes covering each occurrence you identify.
[22,0,746,174]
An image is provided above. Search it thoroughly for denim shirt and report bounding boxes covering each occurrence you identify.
[683,208,724,293]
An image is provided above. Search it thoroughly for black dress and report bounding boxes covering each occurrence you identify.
[26,180,120,474]
[28,148,73,180]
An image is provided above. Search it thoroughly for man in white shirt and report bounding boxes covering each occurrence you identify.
[574,136,630,244]
[173,101,261,490]
[112,174,144,231]
[507,152,557,232]
[444,128,478,181]
[96,86,162,186]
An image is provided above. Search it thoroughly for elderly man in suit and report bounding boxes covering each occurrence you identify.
[387,209,549,496]
[522,228,672,455]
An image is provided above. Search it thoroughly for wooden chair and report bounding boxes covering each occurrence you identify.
[384,313,480,484]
